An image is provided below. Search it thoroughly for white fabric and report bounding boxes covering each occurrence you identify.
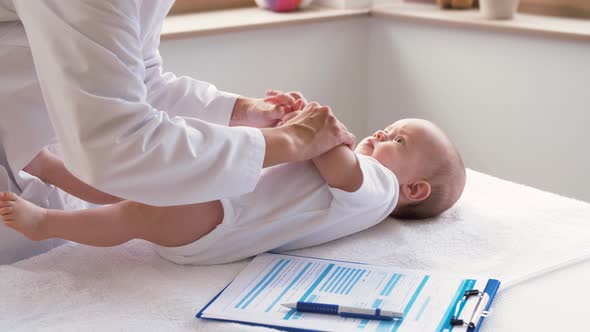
[1,169,590,332]
[157,155,399,265]
[0,0,265,206]
[0,0,15,22]
[483,257,590,331]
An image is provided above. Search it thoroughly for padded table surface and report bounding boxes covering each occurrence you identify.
[1,169,589,331]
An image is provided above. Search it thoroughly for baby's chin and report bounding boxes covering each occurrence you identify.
[354,145,372,156]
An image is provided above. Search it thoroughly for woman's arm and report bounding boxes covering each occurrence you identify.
[312,145,363,192]
[14,0,269,206]
[16,0,352,206]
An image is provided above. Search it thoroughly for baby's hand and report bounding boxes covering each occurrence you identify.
[264,89,307,113]
[266,90,309,126]
[236,90,308,128]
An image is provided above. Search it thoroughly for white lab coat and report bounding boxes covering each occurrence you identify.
[0,0,266,208]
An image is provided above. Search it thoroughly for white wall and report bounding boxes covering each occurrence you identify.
[368,17,590,202]
[161,15,590,202]
[160,17,369,137]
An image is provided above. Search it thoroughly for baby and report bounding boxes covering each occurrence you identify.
[0,118,466,265]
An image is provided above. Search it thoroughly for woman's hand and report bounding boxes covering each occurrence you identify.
[259,102,356,167]
[230,90,307,128]
[281,102,356,151]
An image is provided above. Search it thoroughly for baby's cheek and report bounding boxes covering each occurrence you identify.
[373,146,395,166]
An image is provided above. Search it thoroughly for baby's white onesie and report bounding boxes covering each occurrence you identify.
[156,154,399,265]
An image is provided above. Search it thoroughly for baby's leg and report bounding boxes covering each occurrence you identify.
[0,192,223,247]
[24,148,122,205]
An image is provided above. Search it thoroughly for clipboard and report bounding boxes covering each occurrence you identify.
[197,253,501,332]
[197,286,318,332]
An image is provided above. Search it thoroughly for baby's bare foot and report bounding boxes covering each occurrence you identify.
[0,192,50,241]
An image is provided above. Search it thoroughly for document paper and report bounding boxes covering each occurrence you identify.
[199,253,488,332]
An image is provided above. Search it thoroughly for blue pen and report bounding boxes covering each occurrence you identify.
[281,302,403,321]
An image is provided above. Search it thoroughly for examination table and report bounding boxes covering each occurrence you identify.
[1,169,589,331]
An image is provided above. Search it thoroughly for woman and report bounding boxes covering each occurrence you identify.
[0,0,354,262]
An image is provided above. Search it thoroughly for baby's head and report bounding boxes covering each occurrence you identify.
[355,118,466,219]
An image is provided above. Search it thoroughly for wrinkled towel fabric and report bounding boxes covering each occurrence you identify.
[1,169,589,332]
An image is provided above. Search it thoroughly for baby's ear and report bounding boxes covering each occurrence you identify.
[400,180,431,203]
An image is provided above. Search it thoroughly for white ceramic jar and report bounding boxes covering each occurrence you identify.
[479,0,520,19]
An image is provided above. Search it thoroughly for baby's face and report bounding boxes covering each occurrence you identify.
[355,119,442,184]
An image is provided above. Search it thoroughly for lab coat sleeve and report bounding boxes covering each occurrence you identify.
[13,0,266,206]
[144,47,238,126]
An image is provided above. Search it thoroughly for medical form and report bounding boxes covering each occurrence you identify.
[197,253,500,332]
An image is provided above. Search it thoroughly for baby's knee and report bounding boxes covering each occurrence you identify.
[124,201,163,222]
[22,149,52,180]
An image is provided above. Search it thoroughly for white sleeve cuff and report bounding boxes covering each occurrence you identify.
[235,126,266,195]
[202,90,239,127]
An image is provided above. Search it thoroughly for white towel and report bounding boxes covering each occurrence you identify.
[1,169,589,331]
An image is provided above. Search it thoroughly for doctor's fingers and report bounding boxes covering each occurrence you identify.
[309,103,356,149]
[338,122,356,150]
[278,110,301,126]
[280,102,321,124]
[310,106,356,149]
[301,101,321,112]
[273,104,293,117]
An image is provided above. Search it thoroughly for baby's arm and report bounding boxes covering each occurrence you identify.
[312,145,363,192]
[24,149,123,205]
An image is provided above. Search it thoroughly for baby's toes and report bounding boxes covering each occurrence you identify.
[0,200,14,208]
[1,210,14,226]
[0,206,13,216]
[3,217,14,227]
[0,192,18,203]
